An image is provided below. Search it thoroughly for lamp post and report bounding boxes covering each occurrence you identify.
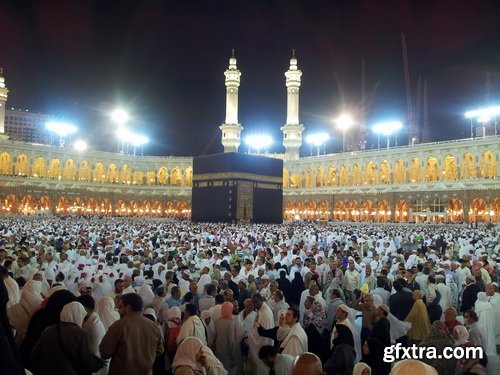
[373,121,403,150]
[305,133,329,156]
[111,108,130,153]
[334,114,354,152]
[131,135,149,156]
[465,105,500,139]
[245,135,273,155]
[45,121,77,147]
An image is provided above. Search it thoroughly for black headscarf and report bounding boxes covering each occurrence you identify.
[332,323,354,348]
[20,289,77,370]
[0,277,24,374]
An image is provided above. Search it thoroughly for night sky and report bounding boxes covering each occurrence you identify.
[1,0,499,156]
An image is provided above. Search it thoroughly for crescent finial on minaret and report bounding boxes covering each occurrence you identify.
[292,49,295,59]
[231,48,235,58]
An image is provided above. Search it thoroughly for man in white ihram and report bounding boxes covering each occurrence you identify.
[248,294,274,375]
[279,307,307,356]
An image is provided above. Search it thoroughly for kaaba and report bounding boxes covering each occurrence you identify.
[192,152,283,223]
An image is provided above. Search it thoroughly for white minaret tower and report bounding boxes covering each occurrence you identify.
[281,50,304,160]
[220,50,243,153]
[0,68,9,139]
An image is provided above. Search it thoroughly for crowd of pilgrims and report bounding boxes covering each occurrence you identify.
[0,216,499,375]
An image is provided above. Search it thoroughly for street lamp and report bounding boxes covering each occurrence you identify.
[334,114,354,152]
[45,121,77,147]
[305,132,329,156]
[73,140,87,151]
[245,134,272,154]
[465,105,500,138]
[373,121,403,150]
[130,134,149,155]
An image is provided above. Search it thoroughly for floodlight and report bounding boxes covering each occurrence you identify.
[245,134,272,154]
[334,113,354,152]
[305,133,329,147]
[45,121,77,137]
[111,108,130,125]
[73,140,87,151]
[130,134,149,147]
[373,121,403,149]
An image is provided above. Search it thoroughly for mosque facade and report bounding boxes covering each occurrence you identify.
[0,57,498,223]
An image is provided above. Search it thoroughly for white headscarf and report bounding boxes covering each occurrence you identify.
[172,336,227,375]
[390,359,437,375]
[453,325,469,346]
[197,274,212,292]
[137,284,154,307]
[95,296,120,331]
[60,301,87,327]
[353,362,371,375]
[20,279,44,316]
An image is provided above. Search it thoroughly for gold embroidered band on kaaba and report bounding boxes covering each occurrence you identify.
[193,172,282,184]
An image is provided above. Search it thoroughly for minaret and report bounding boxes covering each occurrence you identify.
[0,68,9,140]
[281,50,304,160]
[220,50,243,153]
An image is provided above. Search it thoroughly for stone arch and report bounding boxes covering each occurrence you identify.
[409,157,422,182]
[490,197,500,223]
[359,200,373,221]
[171,167,182,186]
[290,173,302,188]
[93,163,106,183]
[56,197,69,214]
[283,168,290,188]
[133,171,144,185]
[39,196,51,210]
[107,164,118,183]
[443,155,457,181]
[394,159,406,183]
[146,171,156,185]
[165,201,175,215]
[333,201,346,221]
[120,164,132,184]
[2,194,18,213]
[327,166,337,186]
[351,163,362,185]
[79,160,91,182]
[447,198,463,222]
[63,159,76,180]
[15,154,29,176]
[376,200,391,222]
[184,167,193,187]
[20,195,36,214]
[460,152,476,179]
[379,160,391,184]
[365,162,377,185]
[32,156,47,177]
[480,150,496,178]
[0,152,12,175]
[177,201,190,216]
[395,200,410,222]
[304,168,313,188]
[346,200,360,221]
[425,156,439,181]
[158,167,168,185]
[152,201,162,216]
[316,166,325,187]
[339,165,349,186]
[48,159,61,179]
[470,198,487,222]
[101,199,113,215]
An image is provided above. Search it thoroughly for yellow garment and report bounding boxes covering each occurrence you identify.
[404,299,431,341]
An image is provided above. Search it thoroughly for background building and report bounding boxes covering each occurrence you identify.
[4,109,52,144]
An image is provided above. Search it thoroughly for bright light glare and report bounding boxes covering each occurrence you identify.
[465,106,500,121]
[116,128,131,141]
[73,140,87,151]
[111,108,130,125]
[305,133,330,147]
[130,134,149,147]
[373,121,403,136]
[45,121,78,136]
[335,114,354,130]
[245,135,273,149]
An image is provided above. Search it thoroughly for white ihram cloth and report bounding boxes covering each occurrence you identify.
[95,297,120,332]
[279,322,308,356]
[7,279,43,344]
[60,301,87,327]
[474,292,497,355]
[248,303,274,375]
[172,336,227,375]
[4,275,20,308]
[177,315,207,346]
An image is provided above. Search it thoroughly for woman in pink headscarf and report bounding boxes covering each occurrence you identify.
[213,301,245,375]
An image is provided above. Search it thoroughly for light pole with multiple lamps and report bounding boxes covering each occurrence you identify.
[465,105,500,138]
[373,121,403,150]
[305,132,329,156]
[245,134,272,155]
[334,114,354,153]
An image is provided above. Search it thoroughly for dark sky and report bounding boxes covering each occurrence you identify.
[1,0,499,156]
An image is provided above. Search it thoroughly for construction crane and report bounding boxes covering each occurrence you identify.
[401,33,417,145]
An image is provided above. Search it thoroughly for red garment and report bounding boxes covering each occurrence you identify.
[445,319,462,334]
